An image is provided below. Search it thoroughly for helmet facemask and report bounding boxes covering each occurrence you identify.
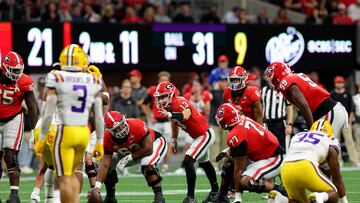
[111,120,130,139]
[3,63,23,81]
[228,75,247,91]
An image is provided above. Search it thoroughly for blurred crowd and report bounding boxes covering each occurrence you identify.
[0,0,359,24]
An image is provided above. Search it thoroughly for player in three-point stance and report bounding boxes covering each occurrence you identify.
[34,44,105,203]
[155,81,219,203]
[87,111,167,203]
[269,120,348,203]
[0,51,39,203]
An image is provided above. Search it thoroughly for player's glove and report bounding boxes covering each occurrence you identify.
[93,143,104,161]
[216,149,230,162]
[116,154,133,174]
[34,140,45,157]
[87,65,102,78]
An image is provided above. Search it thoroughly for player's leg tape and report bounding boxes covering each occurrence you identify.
[45,168,55,198]
[4,149,20,173]
[141,165,163,187]
[85,162,98,178]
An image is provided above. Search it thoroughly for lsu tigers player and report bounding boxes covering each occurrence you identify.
[34,44,105,203]
[0,51,39,203]
[264,62,347,137]
[155,81,219,203]
[88,111,167,203]
[223,66,263,124]
[269,120,348,203]
[215,103,285,203]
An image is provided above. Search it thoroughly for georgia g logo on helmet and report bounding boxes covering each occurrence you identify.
[165,84,173,90]
[217,108,224,116]
[4,55,10,62]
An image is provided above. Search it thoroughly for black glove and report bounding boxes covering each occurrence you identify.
[216,151,229,162]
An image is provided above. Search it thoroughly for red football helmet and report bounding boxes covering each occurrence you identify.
[1,51,24,81]
[264,62,292,90]
[153,81,177,109]
[228,66,249,90]
[104,111,129,139]
[215,103,244,129]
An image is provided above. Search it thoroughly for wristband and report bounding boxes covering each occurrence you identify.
[171,138,177,143]
[94,181,102,189]
[171,112,184,121]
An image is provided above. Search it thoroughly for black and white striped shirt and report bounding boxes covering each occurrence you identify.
[262,85,290,120]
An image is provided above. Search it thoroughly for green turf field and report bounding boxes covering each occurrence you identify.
[1,169,360,202]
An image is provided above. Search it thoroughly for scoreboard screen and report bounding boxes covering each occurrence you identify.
[0,22,357,73]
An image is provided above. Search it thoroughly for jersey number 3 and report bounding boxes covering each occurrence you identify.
[71,85,87,113]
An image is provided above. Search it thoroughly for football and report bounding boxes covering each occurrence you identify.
[87,188,103,203]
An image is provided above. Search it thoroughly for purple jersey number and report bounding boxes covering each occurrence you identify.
[294,132,324,145]
[71,85,87,113]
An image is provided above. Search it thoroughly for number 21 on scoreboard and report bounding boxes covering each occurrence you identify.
[27,27,53,67]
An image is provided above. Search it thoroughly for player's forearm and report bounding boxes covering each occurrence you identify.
[333,177,346,198]
[25,92,39,129]
[40,95,57,141]
[94,97,104,144]
[286,105,294,124]
[171,122,179,140]
[96,155,112,184]
[132,147,152,160]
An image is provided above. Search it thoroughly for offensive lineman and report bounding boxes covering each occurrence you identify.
[0,51,39,203]
[215,103,285,203]
[87,111,167,203]
[269,120,348,203]
[34,44,104,203]
[155,81,219,203]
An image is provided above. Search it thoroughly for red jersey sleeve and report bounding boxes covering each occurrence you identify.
[171,97,192,112]
[184,92,191,101]
[18,74,34,92]
[278,74,297,93]
[203,91,213,102]
[248,86,261,102]
[226,128,245,148]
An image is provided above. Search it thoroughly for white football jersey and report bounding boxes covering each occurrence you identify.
[45,70,102,126]
[284,131,340,165]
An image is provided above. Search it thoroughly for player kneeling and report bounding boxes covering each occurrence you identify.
[269,120,348,203]
[215,103,286,203]
[88,111,167,203]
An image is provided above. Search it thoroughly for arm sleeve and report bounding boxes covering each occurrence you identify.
[45,71,59,89]
[94,97,104,144]
[231,141,247,158]
[39,95,57,141]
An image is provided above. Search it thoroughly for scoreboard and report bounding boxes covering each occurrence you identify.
[0,22,357,73]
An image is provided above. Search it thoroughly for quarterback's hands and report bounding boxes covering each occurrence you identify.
[86,65,102,78]
[159,109,171,118]
[93,143,104,161]
[171,138,178,154]
[116,154,133,174]
[216,150,230,162]
[34,140,45,157]
[87,187,102,202]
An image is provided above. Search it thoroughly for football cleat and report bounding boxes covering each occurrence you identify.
[6,194,20,203]
[103,196,117,203]
[183,196,197,203]
[153,197,165,203]
[202,190,218,203]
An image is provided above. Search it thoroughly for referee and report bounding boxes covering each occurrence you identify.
[262,84,294,152]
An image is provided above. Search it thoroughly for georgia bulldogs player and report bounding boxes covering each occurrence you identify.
[0,51,39,203]
[155,81,219,203]
[88,111,167,203]
[223,66,263,124]
[215,103,285,203]
[264,62,348,138]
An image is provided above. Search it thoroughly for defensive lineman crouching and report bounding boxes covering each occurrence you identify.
[87,111,167,203]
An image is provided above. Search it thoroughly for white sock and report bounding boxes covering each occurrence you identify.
[44,168,55,198]
[53,190,61,203]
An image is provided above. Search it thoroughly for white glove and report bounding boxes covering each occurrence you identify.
[116,154,133,174]
[29,129,35,150]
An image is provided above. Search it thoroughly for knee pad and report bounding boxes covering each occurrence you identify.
[85,162,98,178]
[221,159,234,180]
[104,168,118,186]
[247,179,265,194]
[141,165,162,187]
[4,149,20,173]
[182,155,195,169]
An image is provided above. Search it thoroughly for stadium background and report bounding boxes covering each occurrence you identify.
[1,0,360,202]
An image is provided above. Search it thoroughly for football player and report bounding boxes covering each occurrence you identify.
[264,62,347,138]
[34,44,104,203]
[155,81,219,203]
[224,66,263,124]
[215,103,285,203]
[269,120,348,203]
[0,51,39,203]
[88,111,167,203]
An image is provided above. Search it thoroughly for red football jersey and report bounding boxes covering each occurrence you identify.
[278,73,330,113]
[184,91,213,116]
[226,116,279,162]
[0,74,34,120]
[223,86,261,120]
[148,85,180,120]
[103,118,155,155]
[169,96,209,138]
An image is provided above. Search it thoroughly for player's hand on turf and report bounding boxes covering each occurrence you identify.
[116,154,133,174]
[171,139,178,154]
[34,140,45,157]
[93,143,104,161]
[216,149,230,162]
